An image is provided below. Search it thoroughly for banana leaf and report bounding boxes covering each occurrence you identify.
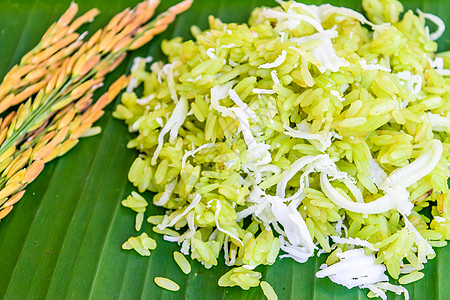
[0,0,449,299]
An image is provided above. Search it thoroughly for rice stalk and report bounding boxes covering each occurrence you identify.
[0,0,192,221]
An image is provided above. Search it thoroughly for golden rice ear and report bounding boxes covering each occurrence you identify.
[98,31,116,53]
[104,75,129,101]
[69,122,93,139]
[0,182,22,200]
[31,33,79,64]
[71,53,88,76]
[58,138,79,156]
[57,2,79,27]
[4,65,32,82]
[32,142,57,161]
[97,52,126,78]
[140,0,161,24]
[0,81,14,101]
[129,30,155,50]
[168,0,193,15]
[115,11,133,33]
[82,110,105,125]
[112,36,134,53]
[3,190,26,207]
[1,112,16,130]
[70,79,100,101]
[12,80,48,106]
[130,0,193,50]
[0,94,15,114]
[42,27,71,49]
[50,127,70,145]
[0,205,13,220]
[68,8,100,33]
[0,0,192,223]
[105,9,130,32]
[90,94,110,113]
[23,160,45,183]
[23,68,48,84]
[74,94,93,113]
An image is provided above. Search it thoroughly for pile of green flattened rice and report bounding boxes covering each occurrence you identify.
[114,0,450,298]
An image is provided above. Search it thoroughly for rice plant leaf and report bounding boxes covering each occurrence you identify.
[0,0,449,299]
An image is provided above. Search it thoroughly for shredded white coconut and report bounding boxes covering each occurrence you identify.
[221,43,238,49]
[426,55,444,69]
[283,120,340,152]
[394,71,423,95]
[136,94,155,106]
[290,28,338,45]
[428,112,450,131]
[330,89,345,102]
[151,96,188,165]
[417,9,445,40]
[271,70,281,86]
[206,48,217,59]
[231,106,271,164]
[330,236,378,251]
[252,88,276,94]
[368,160,387,188]
[228,89,256,119]
[154,179,177,206]
[210,81,237,118]
[276,155,322,199]
[434,216,447,223]
[381,140,443,191]
[279,31,286,43]
[164,235,180,242]
[426,55,450,76]
[403,215,435,263]
[157,194,201,230]
[335,216,348,238]
[269,198,316,260]
[260,8,323,32]
[258,50,287,69]
[162,63,178,102]
[316,249,389,289]
[321,140,443,215]
[155,117,164,127]
[291,27,349,73]
[131,57,143,73]
[214,200,243,245]
[126,77,138,93]
[131,56,153,73]
[318,4,377,28]
[366,282,409,300]
[359,58,391,72]
[181,143,215,169]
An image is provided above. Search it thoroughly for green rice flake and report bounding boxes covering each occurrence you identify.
[147,215,165,225]
[122,233,157,256]
[154,277,180,292]
[398,271,425,285]
[116,0,450,297]
[173,251,191,274]
[135,212,144,231]
[122,191,148,213]
[218,267,262,290]
[260,281,278,300]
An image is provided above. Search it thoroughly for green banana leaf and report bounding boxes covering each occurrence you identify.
[0,0,449,299]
